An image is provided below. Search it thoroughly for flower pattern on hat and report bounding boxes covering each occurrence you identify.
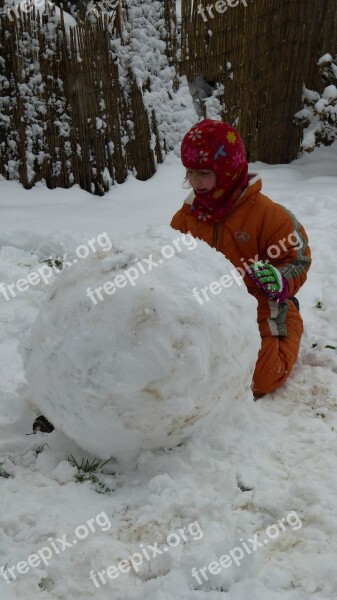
[181,119,248,223]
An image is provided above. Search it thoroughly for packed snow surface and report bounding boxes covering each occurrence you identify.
[1,146,337,600]
[23,228,259,461]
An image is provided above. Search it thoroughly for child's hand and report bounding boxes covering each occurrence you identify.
[247,261,284,300]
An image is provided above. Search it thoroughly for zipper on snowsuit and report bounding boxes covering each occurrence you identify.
[213,223,219,250]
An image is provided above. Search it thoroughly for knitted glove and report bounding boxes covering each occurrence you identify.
[246,261,285,300]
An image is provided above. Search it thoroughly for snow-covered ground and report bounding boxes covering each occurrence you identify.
[1,144,337,599]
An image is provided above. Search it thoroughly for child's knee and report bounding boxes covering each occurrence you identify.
[253,357,287,394]
[253,334,300,394]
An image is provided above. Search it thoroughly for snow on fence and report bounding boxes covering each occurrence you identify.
[180,0,337,164]
[2,0,337,194]
[0,1,168,194]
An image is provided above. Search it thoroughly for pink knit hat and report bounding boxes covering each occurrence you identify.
[181,120,249,222]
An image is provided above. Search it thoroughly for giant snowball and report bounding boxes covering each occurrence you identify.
[24,226,260,461]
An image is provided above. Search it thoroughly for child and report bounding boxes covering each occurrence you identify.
[170,119,311,398]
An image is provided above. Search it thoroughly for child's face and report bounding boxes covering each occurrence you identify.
[186,169,216,194]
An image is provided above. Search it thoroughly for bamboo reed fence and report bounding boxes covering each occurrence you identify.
[180,0,337,163]
[0,1,164,194]
[1,0,337,194]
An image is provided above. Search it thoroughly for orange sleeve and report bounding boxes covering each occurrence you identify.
[262,203,311,297]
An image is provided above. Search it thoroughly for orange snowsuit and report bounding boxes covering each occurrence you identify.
[170,174,311,395]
